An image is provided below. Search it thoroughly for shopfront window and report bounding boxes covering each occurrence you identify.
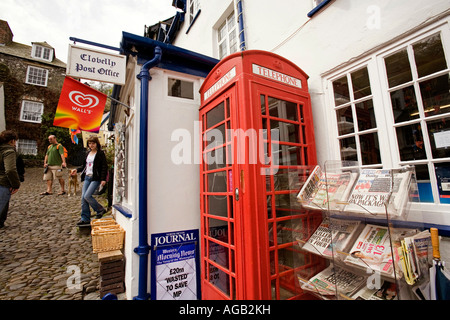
[384,32,449,204]
[332,66,381,166]
[327,24,450,208]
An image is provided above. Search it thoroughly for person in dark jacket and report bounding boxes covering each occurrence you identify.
[0,155,24,228]
[76,136,107,226]
[0,130,20,228]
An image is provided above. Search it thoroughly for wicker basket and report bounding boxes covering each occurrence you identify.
[91,217,117,228]
[91,224,125,253]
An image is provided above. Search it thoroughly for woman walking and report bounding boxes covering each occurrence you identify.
[76,136,107,226]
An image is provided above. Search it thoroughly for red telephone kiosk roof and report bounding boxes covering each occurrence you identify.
[200,50,310,106]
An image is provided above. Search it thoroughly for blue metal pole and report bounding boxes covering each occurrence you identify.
[133,46,162,300]
[237,0,246,51]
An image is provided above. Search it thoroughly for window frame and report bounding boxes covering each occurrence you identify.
[216,10,238,60]
[20,100,44,123]
[323,18,450,219]
[25,66,48,87]
[31,44,53,62]
[17,139,38,155]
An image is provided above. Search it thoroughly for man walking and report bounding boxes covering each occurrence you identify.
[41,135,66,195]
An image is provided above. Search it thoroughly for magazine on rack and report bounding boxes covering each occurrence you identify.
[297,165,358,211]
[301,217,363,258]
[396,230,431,285]
[344,224,395,276]
[299,265,367,297]
[352,281,398,300]
[344,169,412,216]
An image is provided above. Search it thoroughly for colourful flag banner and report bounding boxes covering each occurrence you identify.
[53,77,107,133]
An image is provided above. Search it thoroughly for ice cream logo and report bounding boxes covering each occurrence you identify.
[69,91,100,109]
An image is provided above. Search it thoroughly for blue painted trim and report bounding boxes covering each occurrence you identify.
[164,11,185,44]
[307,0,332,18]
[112,204,132,219]
[132,46,162,301]
[186,9,201,34]
[237,0,246,51]
[69,37,121,52]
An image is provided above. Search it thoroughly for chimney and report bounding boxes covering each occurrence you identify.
[0,20,14,45]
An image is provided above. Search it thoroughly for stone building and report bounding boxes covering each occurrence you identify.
[0,19,66,155]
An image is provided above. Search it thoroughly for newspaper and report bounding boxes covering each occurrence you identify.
[297,165,357,211]
[301,217,362,258]
[344,224,395,276]
[344,169,411,216]
[352,281,398,300]
[300,265,367,297]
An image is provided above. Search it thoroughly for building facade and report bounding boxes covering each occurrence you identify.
[0,20,66,155]
[169,0,450,227]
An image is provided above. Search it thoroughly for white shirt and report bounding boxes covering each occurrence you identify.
[86,152,96,176]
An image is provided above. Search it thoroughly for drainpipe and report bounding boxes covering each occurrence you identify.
[236,0,246,51]
[133,46,162,300]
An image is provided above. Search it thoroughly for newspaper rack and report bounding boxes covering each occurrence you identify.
[294,160,430,300]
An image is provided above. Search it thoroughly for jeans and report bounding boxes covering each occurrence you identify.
[80,175,104,222]
[0,186,11,224]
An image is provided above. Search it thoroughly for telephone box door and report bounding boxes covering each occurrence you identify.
[199,85,242,300]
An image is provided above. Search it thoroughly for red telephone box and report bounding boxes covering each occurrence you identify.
[199,50,324,300]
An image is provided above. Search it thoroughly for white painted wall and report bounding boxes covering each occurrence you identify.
[116,64,204,299]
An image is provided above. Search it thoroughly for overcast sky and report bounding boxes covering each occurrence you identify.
[0,0,176,63]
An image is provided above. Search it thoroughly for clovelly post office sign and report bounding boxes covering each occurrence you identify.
[66,44,126,85]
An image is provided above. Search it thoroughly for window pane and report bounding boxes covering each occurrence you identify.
[218,21,226,42]
[384,49,412,88]
[426,118,450,159]
[390,85,419,123]
[275,144,301,166]
[351,68,371,99]
[336,106,354,135]
[339,137,357,161]
[396,123,426,161]
[168,78,194,99]
[268,97,298,121]
[415,164,433,203]
[420,74,450,117]
[206,102,225,128]
[413,34,448,78]
[270,120,300,144]
[208,171,227,193]
[356,99,376,131]
[208,194,227,217]
[435,163,450,204]
[333,76,350,106]
[359,132,381,165]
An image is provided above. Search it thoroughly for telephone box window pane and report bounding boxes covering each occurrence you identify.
[208,262,230,296]
[268,97,298,121]
[333,76,350,106]
[270,120,300,144]
[206,102,225,128]
[168,78,194,99]
[208,195,228,217]
[390,85,419,123]
[384,49,412,88]
[413,34,448,78]
[208,171,227,192]
[420,74,450,117]
[339,137,357,161]
[260,95,266,114]
[276,145,300,166]
[435,163,450,204]
[209,219,228,243]
[205,124,225,149]
[351,68,371,99]
[356,99,376,131]
[359,132,381,165]
[206,147,226,170]
[208,242,229,270]
[426,118,450,159]
[396,123,427,161]
[336,106,354,135]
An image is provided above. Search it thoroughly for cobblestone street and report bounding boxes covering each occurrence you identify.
[0,167,107,300]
